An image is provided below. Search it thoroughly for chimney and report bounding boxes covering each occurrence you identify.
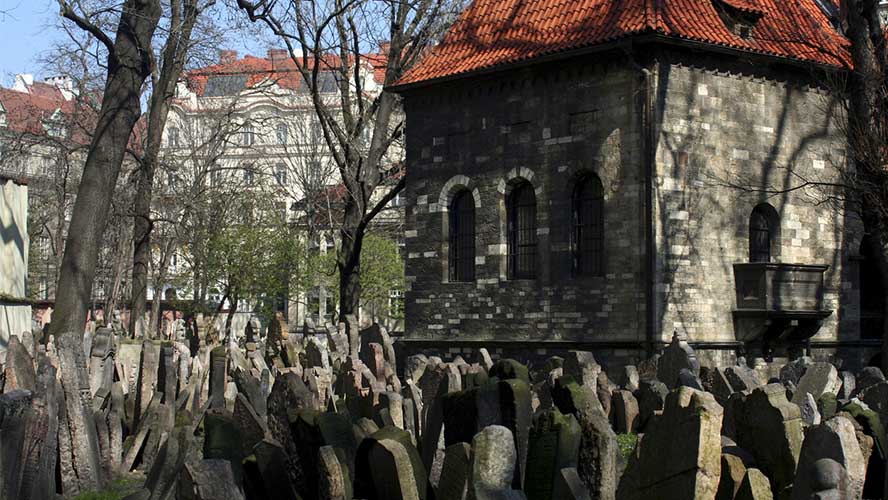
[267,49,289,62]
[219,50,238,65]
[45,75,76,100]
[13,74,34,92]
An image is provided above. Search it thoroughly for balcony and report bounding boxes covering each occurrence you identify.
[732,263,832,343]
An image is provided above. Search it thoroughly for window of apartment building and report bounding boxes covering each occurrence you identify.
[210,167,222,186]
[274,163,287,186]
[507,181,537,279]
[243,163,255,185]
[324,294,336,322]
[449,189,475,282]
[168,127,180,147]
[276,123,289,145]
[573,173,604,277]
[749,203,779,263]
[242,124,255,146]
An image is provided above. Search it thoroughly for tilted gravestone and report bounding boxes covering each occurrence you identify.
[791,416,866,500]
[437,442,471,500]
[734,384,804,498]
[355,426,428,500]
[616,387,723,500]
[791,362,840,406]
[467,425,520,500]
[524,407,581,500]
[657,331,700,389]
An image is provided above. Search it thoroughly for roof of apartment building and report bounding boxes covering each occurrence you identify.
[395,0,851,88]
[183,49,389,98]
[0,76,84,137]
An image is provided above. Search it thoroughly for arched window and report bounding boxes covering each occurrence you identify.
[573,174,604,276]
[507,181,536,279]
[749,204,777,262]
[449,190,475,282]
[860,236,885,340]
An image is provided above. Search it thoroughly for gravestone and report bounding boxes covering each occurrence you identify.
[524,408,581,500]
[735,468,773,500]
[355,426,427,500]
[791,363,840,405]
[612,390,639,433]
[616,387,723,500]
[3,335,36,393]
[318,445,351,500]
[135,341,160,428]
[657,332,700,389]
[791,416,866,500]
[209,346,227,410]
[734,384,804,498]
[562,351,600,391]
[438,442,471,500]
[467,425,519,500]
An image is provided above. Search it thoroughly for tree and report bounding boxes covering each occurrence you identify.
[129,0,217,338]
[236,0,463,320]
[49,0,162,493]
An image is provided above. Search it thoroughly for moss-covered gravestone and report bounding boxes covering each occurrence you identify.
[524,408,581,500]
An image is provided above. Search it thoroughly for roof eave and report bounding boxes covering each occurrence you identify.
[388,33,849,93]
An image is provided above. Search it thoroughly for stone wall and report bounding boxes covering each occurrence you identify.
[651,52,860,352]
[402,55,647,344]
[0,176,30,348]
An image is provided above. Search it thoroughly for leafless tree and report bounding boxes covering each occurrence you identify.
[48,0,162,493]
[236,0,463,320]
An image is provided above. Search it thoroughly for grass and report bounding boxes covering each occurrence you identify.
[616,433,638,460]
[71,476,143,500]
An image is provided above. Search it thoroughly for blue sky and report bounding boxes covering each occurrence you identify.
[0,1,269,87]
[0,1,64,85]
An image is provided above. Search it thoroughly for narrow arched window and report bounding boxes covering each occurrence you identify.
[573,174,604,276]
[449,190,475,282]
[507,181,536,279]
[749,205,775,262]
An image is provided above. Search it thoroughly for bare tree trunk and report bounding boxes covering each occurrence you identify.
[50,1,162,494]
[130,0,202,338]
[149,236,175,335]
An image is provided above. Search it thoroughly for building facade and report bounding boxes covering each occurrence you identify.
[394,0,876,367]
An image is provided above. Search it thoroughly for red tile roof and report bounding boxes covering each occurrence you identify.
[0,84,96,144]
[184,51,389,98]
[396,0,850,87]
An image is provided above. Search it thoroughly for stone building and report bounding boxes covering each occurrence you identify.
[392,0,877,366]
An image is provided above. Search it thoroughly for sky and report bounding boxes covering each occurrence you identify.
[0,0,269,87]
[0,1,65,85]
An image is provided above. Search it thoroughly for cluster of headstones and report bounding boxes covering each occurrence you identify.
[1,322,887,500]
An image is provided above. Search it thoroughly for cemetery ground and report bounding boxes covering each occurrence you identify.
[1,318,887,500]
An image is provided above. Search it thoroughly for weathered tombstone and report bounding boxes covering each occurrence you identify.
[616,387,723,500]
[3,335,36,393]
[177,459,246,500]
[524,408,581,500]
[837,371,856,401]
[477,378,532,490]
[612,390,639,433]
[725,365,759,393]
[555,467,592,500]
[778,357,812,387]
[438,442,471,500]
[233,394,267,457]
[476,348,494,373]
[209,346,227,410]
[621,365,640,392]
[551,377,617,500]
[734,384,804,498]
[406,354,429,382]
[791,416,866,500]
[791,362,840,405]
[317,445,350,500]
[489,358,531,384]
[467,425,519,500]
[562,351,600,390]
[657,331,700,389]
[634,379,668,432]
[854,366,885,397]
[798,392,822,426]
[716,453,748,500]
[735,468,773,500]
[637,355,659,382]
[678,368,704,390]
[158,343,177,404]
[355,426,427,500]
[420,363,462,474]
[134,340,160,428]
[252,438,300,500]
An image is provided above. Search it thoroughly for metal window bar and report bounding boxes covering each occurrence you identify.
[749,211,771,262]
[574,177,604,276]
[508,183,536,279]
[449,191,475,281]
